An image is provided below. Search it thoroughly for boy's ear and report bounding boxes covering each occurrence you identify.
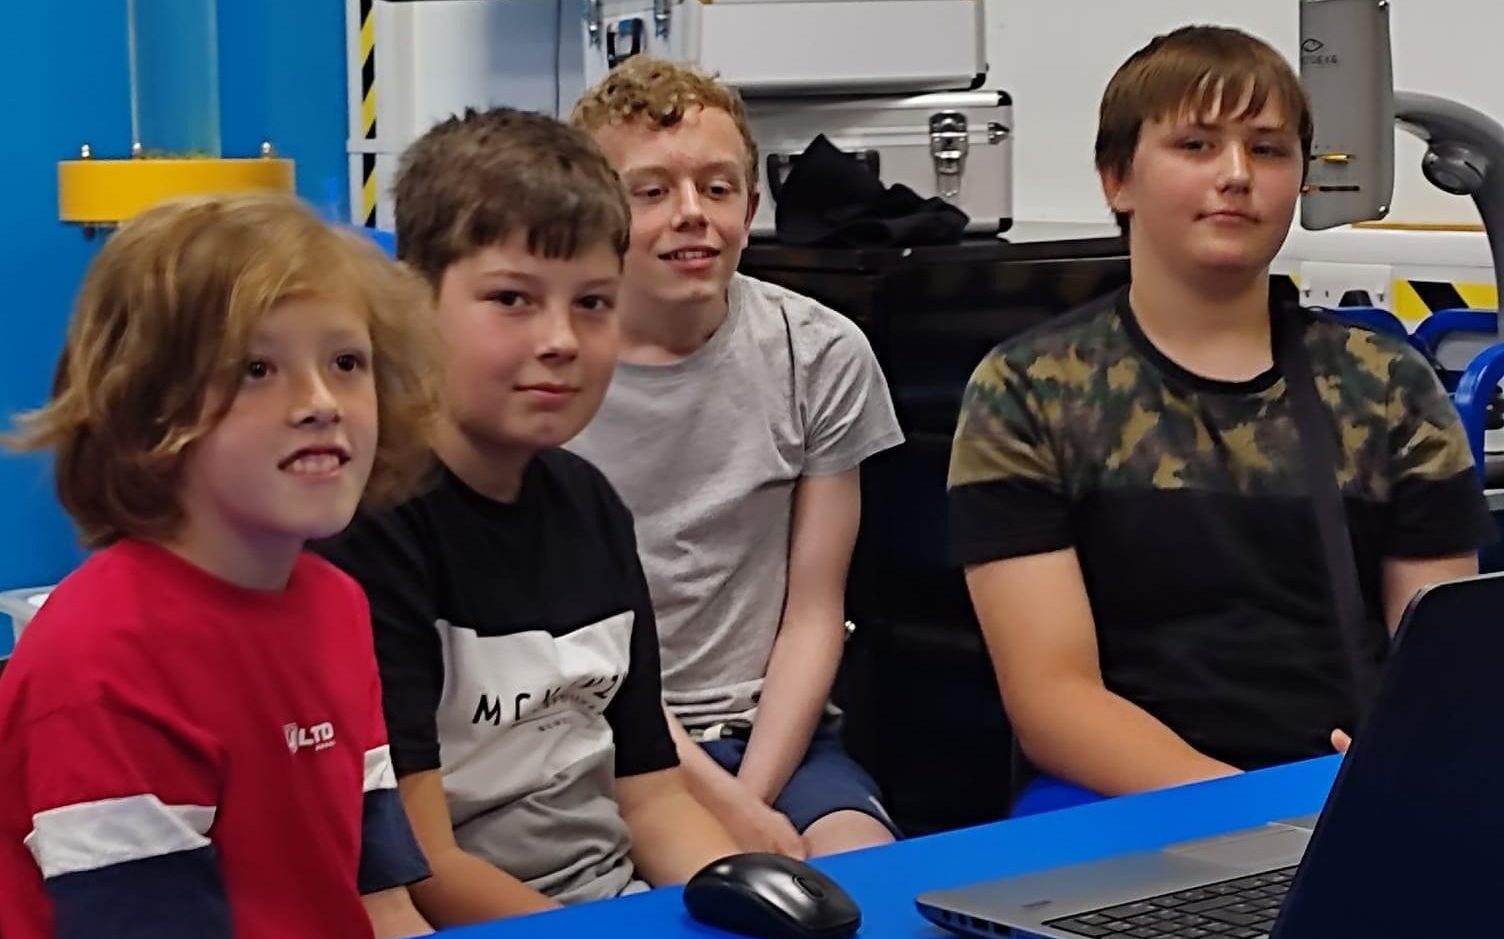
[742,184,760,235]
[1099,165,1133,215]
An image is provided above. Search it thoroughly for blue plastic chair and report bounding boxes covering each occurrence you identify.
[1412,308,1499,361]
[1319,305,1444,362]
[1321,305,1410,340]
[1453,342,1504,482]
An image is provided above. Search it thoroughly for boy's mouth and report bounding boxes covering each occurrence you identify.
[659,247,720,261]
[278,446,351,475]
[1200,208,1258,223]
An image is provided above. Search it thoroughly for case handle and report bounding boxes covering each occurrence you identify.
[606,17,644,69]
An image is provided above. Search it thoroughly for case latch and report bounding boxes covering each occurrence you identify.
[584,0,603,48]
[653,0,673,39]
[929,111,969,201]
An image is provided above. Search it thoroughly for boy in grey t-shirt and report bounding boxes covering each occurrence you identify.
[569,57,904,858]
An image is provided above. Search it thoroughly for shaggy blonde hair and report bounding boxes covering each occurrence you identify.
[12,193,440,547]
[572,55,760,187]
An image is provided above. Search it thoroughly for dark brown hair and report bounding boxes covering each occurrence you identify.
[1096,25,1314,234]
[395,107,631,287]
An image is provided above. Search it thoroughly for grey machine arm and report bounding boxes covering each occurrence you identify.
[1395,92,1504,336]
[1301,0,1504,332]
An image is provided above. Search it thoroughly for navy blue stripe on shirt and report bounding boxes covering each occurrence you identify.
[46,845,231,939]
[358,787,429,894]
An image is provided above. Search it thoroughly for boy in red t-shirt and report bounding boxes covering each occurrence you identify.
[0,194,439,939]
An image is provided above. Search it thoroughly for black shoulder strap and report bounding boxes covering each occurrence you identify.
[1275,310,1376,724]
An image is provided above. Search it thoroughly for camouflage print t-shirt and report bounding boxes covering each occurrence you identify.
[947,287,1494,771]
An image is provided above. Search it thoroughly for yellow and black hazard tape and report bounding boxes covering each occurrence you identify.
[1278,274,1498,322]
[359,0,378,228]
[1392,280,1497,321]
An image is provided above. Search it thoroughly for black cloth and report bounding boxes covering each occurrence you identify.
[773,134,969,248]
[312,449,677,780]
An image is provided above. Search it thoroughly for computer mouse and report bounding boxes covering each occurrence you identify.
[684,852,861,939]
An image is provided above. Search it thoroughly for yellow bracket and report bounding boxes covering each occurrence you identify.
[58,156,295,225]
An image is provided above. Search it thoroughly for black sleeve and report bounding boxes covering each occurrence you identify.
[1384,348,1497,558]
[947,348,1074,566]
[595,482,680,779]
[311,507,445,777]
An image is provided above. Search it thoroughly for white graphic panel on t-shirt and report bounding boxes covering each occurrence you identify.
[432,611,638,904]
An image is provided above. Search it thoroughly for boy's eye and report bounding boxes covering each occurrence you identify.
[244,359,271,381]
[577,294,616,313]
[334,352,368,373]
[1253,142,1290,158]
[633,187,666,201]
[706,181,735,198]
[1179,137,1208,152]
[486,290,528,308]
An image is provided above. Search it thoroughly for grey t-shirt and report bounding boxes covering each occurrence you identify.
[569,274,903,730]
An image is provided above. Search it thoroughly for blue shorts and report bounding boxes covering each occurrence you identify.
[700,717,901,837]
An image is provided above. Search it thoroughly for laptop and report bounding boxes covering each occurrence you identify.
[916,571,1504,939]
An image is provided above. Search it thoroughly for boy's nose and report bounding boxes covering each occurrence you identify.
[1218,146,1253,190]
[537,305,580,360]
[290,373,341,426]
[673,180,707,227]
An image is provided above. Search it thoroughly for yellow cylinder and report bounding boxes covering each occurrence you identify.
[58,157,295,225]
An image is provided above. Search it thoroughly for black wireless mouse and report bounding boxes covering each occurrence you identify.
[684,852,861,939]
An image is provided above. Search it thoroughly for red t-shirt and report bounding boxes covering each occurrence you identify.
[0,540,427,939]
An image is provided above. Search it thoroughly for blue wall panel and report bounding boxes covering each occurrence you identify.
[0,3,134,652]
[218,0,350,219]
[0,3,350,653]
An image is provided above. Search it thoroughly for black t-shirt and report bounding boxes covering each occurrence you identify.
[312,449,677,901]
[948,288,1495,772]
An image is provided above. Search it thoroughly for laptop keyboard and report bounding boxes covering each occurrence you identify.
[1041,866,1297,938]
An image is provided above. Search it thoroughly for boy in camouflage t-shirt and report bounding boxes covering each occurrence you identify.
[947,26,1493,807]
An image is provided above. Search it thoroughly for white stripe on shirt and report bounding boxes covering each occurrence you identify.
[25,794,216,879]
[364,744,397,793]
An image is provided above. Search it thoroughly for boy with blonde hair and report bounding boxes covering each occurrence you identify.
[0,193,437,938]
[949,26,1493,812]
[570,58,904,857]
[314,107,738,927]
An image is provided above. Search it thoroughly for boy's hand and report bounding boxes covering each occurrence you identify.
[719,785,807,860]
[1331,729,1352,755]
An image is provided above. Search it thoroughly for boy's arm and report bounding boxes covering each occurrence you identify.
[352,588,434,907]
[316,517,555,926]
[967,548,1239,796]
[363,887,433,938]
[1377,344,1495,634]
[1382,554,1477,632]
[662,704,806,858]
[736,469,859,804]
[23,704,233,939]
[734,306,900,805]
[946,339,1234,795]
[617,766,740,885]
[397,770,558,926]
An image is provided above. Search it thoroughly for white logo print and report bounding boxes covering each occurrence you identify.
[284,721,336,753]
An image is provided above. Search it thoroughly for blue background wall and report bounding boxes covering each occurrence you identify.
[0,2,349,653]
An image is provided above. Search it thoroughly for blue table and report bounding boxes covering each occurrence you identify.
[439,757,1342,938]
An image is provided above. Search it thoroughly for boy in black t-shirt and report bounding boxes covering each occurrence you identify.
[947,26,1494,810]
[315,108,736,928]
